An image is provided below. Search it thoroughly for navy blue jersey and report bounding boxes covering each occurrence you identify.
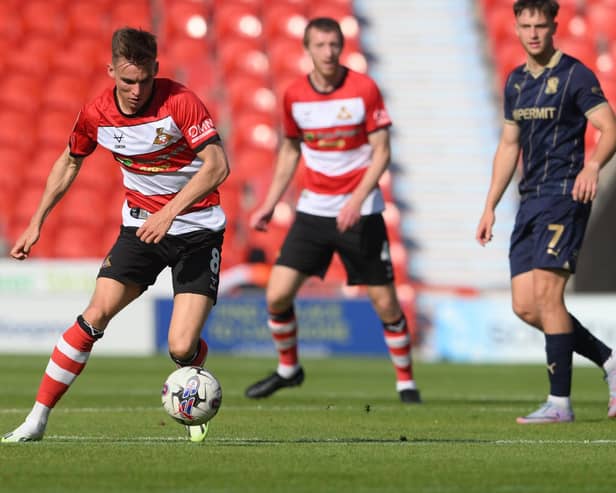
[504,51,608,198]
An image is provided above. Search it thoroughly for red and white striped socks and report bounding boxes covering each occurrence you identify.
[383,315,417,391]
[269,307,300,378]
[25,316,101,433]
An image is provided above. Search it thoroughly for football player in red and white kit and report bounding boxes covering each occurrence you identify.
[2,28,230,443]
[244,18,421,403]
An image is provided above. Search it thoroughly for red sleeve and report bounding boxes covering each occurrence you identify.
[69,106,98,157]
[282,87,301,139]
[363,78,392,133]
[170,88,219,150]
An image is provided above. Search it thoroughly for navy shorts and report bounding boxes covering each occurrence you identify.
[98,226,225,302]
[509,195,591,277]
[275,212,395,285]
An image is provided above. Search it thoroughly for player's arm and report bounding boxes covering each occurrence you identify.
[136,141,230,244]
[572,104,616,203]
[337,128,391,233]
[250,136,301,231]
[476,122,521,246]
[10,146,83,260]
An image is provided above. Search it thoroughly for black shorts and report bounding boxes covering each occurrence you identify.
[98,226,225,302]
[275,212,394,285]
[509,195,591,277]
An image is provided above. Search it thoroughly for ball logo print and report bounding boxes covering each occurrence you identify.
[178,376,200,421]
[161,366,222,426]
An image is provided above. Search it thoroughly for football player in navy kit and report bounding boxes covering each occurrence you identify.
[476,0,616,423]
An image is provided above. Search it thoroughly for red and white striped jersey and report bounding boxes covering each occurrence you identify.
[283,67,392,217]
[69,78,225,234]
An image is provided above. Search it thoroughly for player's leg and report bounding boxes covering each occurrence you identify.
[166,292,214,442]
[366,283,421,403]
[337,213,420,403]
[244,265,308,398]
[517,268,575,423]
[245,213,331,399]
[166,227,224,440]
[2,278,142,442]
[512,269,614,376]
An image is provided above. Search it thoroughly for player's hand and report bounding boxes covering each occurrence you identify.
[9,224,41,260]
[476,210,495,246]
[572,164,599,203]
[136,210,174,244]
[337,201,361,233]
[249,207,274,231]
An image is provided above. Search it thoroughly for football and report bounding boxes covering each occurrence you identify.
[161,366,222,426]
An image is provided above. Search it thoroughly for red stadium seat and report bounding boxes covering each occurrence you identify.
[20,0,66,41]
[55,186,108,231]
[66,3,113,41]
[0,110,34,153]
[492,39,526,87]
[0,7,23,44]
[164,36,212,68]
[340,50,368,73]
[484,5,517,46]
[161,0,212,42]
[40,75,90,113]
[586,2,616,45]
[232,147,276,177]
[4,36,57,79]
[213,3,264,48]
[0,150,24,200]
[229,114,279,156]
[262,4,308,44]
[268,37,312,81]
[52,224,105,258]
[219,41,271,82]
[22,148,61,188]
[226,76,277,119]
[51,36,109,79]
[35,111,76,150]
[556,36,597,71]
[111,1,153,32]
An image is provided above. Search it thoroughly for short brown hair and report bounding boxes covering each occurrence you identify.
[513,0,560,20]
[111,27,157,66]
[303,17,344,49]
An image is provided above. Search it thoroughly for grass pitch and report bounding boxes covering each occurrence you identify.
[1,354,615,492]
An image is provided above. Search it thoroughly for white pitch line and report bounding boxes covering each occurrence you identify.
[23,436,616,445]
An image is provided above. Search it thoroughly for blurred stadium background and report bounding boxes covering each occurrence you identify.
[1,0,616,362]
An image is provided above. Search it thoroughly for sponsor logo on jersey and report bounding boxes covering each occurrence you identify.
[545,77,559,95]
[373,108,391,126]
[188,118,216,144]
[153,128,173,145]
[513,106,557,120]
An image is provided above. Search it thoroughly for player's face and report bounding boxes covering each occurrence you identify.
[305,28,343,78]
[515,8,556,59]
[108,57,158,114]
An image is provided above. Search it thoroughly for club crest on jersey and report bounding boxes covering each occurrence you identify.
[545,77,559,95]
[336,106,352,120]
[153,128,173,145]
[591,86,605,97]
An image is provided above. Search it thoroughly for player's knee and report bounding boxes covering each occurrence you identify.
[168,338,196,362]
[81,306,111,330]
[512,301,540,327]
[265,289,294,313]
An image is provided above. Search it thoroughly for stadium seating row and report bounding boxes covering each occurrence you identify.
[0,0,413,286]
